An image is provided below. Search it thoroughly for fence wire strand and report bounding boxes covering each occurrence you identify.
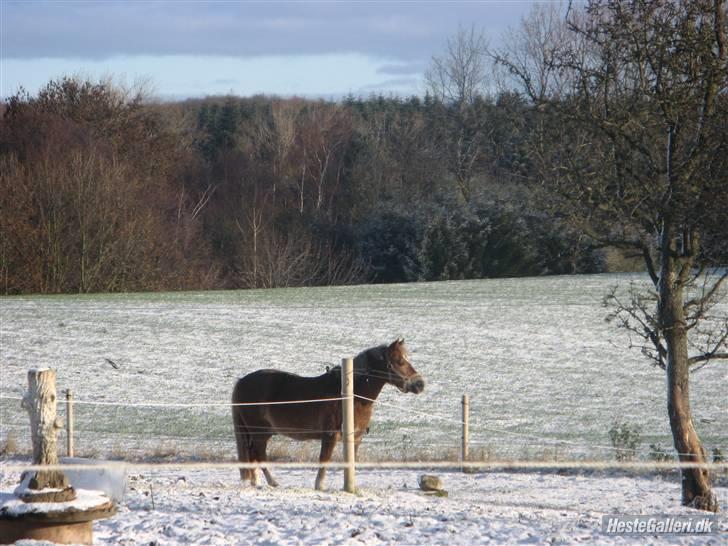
[1,460,727,473]
[2,392,725,461]
[0,394,345,408]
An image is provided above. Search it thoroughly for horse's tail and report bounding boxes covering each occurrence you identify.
[232,387,252,482]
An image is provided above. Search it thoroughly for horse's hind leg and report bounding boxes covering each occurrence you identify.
[315,434,338,491]
[262,467,278,488]
[251,434,278,487]
[233,410,255,485]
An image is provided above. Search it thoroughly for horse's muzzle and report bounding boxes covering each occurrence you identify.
[406,376,425,394]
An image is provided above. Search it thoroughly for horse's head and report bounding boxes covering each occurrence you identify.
[379,338,425,394]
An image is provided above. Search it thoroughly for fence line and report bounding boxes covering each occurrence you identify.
[353,394,464,426]
[1,459,727,474]
[352,394,725,458]
[0,422,615,449]
[0,425,465,451]
[0,394,346,408]
[3,392,725,460]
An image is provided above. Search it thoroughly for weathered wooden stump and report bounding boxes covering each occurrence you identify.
[0,490,115,545]
[0,368,116,545]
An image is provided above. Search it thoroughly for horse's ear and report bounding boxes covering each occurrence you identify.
[389,337,404,352]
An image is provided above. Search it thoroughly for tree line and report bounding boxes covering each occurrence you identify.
[1,70,615,295]
[7,3,724,296]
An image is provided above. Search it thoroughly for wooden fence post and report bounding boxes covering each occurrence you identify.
[19,368,75,502]
[341,357,356,493]
[66,389,74,458]
[461,394,469,472]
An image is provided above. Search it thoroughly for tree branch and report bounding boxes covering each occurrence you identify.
[689,353,728,365]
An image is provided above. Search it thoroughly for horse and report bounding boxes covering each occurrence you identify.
[231,338,425,490]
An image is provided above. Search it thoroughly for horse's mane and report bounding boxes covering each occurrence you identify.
[326,344,388,376]
[355,344,388,372]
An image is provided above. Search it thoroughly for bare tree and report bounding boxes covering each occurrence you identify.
[235,196,266,288]
[490,2,579,191]
[243,99,302,205]
[425,25,491,105]
[549,0,725,511]
[294,103,351,215]
[425,25,494,202]
[238,228,364,289]
[494,0,727,512]
[492,2,571,103]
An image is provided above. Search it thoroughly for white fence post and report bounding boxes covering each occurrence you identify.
[462,394,469,472]
[66,389,74,457]
[341,357,356,493]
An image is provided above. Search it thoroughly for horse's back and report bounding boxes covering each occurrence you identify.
[232,369,338,403]
[233,369,288,403]
[232,368,341,441]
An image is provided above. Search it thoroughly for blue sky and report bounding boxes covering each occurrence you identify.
[1,0,541,100]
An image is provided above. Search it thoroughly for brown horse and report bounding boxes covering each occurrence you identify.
[232,338,424,490]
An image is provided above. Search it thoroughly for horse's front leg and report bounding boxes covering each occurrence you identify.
[314,433,338,491]
[262,467,279,488]
[354,429,367,459]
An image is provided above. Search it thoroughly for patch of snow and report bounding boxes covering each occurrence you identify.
[3,461,725,544]
[0,487,111,516]
[13,469,61,497]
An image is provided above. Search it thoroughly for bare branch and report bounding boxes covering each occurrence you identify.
[689,353,728,365]
[190,184,216,220]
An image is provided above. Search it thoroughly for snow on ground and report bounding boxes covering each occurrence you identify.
[1,276,726,543]
[2,275,726,461]
[2,462,726,545]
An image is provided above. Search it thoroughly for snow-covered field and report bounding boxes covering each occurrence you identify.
[1,275,727,544]
[1,274,725,460]
[1,461,725,545]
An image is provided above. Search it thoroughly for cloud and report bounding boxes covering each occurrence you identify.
[1,53,424,99]
[356,77,421,93]
[3,1,535,61]
[377,62,427,76]
[2,1,537,99]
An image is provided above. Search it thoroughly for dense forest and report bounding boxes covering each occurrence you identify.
[1,3,725,295]
[0,81,608,295]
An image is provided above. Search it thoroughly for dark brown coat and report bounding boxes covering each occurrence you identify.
[232,338,424,489]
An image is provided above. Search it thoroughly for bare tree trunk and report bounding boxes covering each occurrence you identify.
[248,206,263,287]
[659,226,718,512]
[299,149,307,215]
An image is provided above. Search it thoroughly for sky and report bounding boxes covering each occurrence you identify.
[1,0,541,100]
